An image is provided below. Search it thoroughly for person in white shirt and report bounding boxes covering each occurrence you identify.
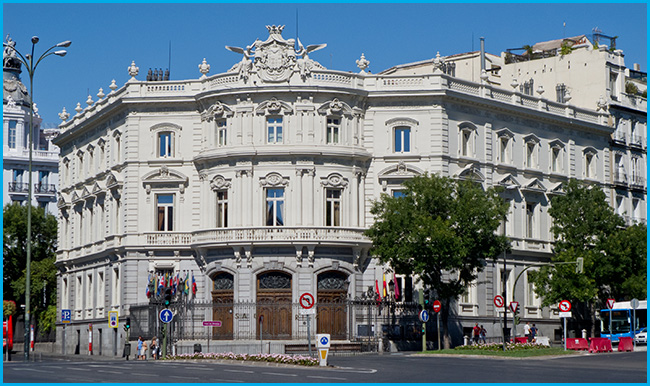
[524,322,531,342]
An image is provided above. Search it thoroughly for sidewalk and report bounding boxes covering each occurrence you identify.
[5,348,134,362]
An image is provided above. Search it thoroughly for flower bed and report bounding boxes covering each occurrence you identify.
[163,352,318,366]
[455,342,549,351]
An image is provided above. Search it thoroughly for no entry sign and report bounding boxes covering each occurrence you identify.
[432,300,441,313]
[299,292,315,309]
[493,295,504,308]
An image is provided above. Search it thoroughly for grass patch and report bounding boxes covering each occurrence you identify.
[422,347,577,358]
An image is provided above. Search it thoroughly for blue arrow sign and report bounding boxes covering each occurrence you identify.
[320,336,329,346]
[419,310,430,323]
[61,309,71,323]
[159,309,174,324]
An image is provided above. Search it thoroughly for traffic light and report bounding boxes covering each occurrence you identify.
[423,289,431,309]
[164,288,172,307]
[125,317,130,330]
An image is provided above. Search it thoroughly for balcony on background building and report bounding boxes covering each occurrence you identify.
[8,182,30,193]
[630,175,646,190]
[613,170,628,187]
[34,183,57,194]
[611,131,626,146]
[629,135,645,149]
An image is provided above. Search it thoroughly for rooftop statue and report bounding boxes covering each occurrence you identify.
[225,25,326,83]
[3,34,21,70]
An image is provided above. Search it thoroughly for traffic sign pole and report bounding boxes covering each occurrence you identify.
[419,291,426,352]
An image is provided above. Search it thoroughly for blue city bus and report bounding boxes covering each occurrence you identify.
[599,300,647,342]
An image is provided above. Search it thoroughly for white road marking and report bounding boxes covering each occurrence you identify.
[97,370,122,374]
[223,369,254,374]
[307,375,348,381]
[171,375,200,380]
[262,372,298,377]
[331,366,378,374]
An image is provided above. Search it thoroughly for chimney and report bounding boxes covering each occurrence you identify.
[633,63,641,71]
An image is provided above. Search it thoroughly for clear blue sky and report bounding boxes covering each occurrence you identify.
[3,3,647,127]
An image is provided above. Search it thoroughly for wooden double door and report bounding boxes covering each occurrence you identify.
[256,271,292,340]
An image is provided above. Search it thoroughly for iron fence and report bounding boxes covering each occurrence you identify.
[128,299,423,345]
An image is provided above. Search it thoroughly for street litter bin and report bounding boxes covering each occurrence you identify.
[123,343,131,357]
[194,344,202,353]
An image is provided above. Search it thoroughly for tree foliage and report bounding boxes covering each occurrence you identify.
[3,203,58,332]
[366,174,509,346]
[529,180,646,311]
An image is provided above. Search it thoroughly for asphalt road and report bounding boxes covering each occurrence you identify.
[3,351,647,383]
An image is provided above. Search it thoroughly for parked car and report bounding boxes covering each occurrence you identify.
[634,328,647,344]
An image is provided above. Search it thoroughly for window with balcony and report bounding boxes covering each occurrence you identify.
[267,116,283,144]
[216,119,227,147]
[325,189,341,226]
[326,117,341,144]
[8,120,17,149]
[266,188,285,226]
[156,194,174,231]
[158,132,174,158]
[394,126,411,153]
[13,169,23,184]
[216,190,228,228]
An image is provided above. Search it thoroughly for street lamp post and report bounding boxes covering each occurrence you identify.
[3,36,70,361]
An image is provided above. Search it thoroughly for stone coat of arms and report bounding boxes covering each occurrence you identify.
[226,25,326,83]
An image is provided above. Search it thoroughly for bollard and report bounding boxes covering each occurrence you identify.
[582,329,587,339]
[463,335,469,346]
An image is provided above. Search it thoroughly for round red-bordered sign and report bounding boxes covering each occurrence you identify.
[493,295,504,308]
[432,300,442,313]
[299,292,315,309]
[559,300,572,312]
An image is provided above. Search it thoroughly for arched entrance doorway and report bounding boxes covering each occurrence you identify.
[317,271,348,340]
[256,271,292,339]
[211,272,234,340]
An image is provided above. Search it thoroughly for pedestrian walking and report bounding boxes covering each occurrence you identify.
[137,336,144,360]
[530,324,538,343]
[524,322,531,342]
[151,336,158,360]
[472,323,480,345]
[479,325,487,344]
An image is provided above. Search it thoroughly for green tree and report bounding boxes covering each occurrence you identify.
[366,174,509,348]
[3,203,58,332]
[529,180,646,335]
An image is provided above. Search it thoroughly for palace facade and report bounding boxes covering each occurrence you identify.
[53,27,646,355]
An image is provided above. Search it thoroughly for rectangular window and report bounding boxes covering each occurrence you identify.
[326,117,340,144]
[86,273,94,311]
[8,120,17,148]
[394,127,411,153]
[97,271,105,311]
[526,202,536,238]
[392,190,406,198]
[76,276,83,311]
[62,277,69,310]
[216,120,227,146]
[112,268,120,307]
[585,153,595,178]
[556,83,567,103]
[159,132,173,157]
[156,194,174,231]
[266,188,285,226]
[325,189,341,226]
[609,71,618,100]
[551,147,560,172]
[13,169,23,183]
[461,130,472,157]
[526,272,538,306]
[500,137,509,163]
[526,143,535,168]
[267,117,283,144]
[216,190,228,228]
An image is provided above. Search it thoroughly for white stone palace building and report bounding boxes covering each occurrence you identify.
[3,36,60,214]
[53,27,646,355]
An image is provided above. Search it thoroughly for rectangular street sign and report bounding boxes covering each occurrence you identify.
[559,311,572,318]
[108,310,119,328]
[61,309,72,323]
[202,321,222,327]
[299,309,316,315]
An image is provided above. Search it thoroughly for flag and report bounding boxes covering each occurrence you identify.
[171,273,177,296]
[146,273,151,298]
[375,279,382,301]
[393,272,400,301]
[382,273,387,298]
[192,273,197,295]
[184,272,190,295]
[157,274,164,296]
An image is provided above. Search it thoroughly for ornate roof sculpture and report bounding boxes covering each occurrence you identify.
[225,25,326,83]
[3,34,31,108]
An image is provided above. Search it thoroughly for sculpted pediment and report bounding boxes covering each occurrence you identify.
[378,161,423,179]
[456,163,484,181]
[522,178,546,192]
[317,99,354,117]
[201,101,233,122]
[498,174,521,188]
